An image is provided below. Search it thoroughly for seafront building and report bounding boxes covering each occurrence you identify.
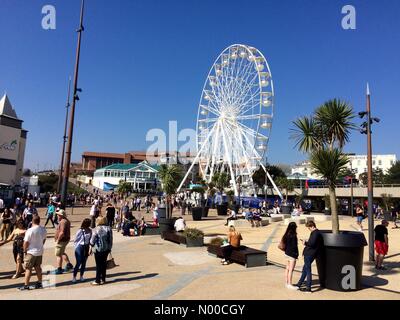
[291,154,397,180]
[89,160,160,191]
[0,94,27,186]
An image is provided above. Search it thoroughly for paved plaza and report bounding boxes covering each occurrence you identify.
[0,206,399,300]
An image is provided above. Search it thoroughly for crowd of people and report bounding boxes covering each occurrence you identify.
[0,190,396,294]
[0,194,115,290]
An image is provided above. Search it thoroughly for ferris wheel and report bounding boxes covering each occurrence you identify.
[178,44,282,197]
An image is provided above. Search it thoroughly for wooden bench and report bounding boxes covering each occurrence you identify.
[207,245,267,268]
[162,231,187,245]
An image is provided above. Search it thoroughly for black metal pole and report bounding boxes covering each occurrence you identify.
[350,176,354,217]
[366,84,375,262]
[57,77,71,194]
[61,0,85,204]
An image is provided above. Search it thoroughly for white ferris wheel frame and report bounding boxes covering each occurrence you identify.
[177,44,283,199]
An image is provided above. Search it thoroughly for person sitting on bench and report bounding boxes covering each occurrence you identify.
[244,209,254,227]
[225,209,237,226]
[137,217,147,236]
[174,216,186,232]
[221,226,242,265]
[252,209,262,227]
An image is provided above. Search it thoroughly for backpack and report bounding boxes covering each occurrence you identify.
[95,228,112,252]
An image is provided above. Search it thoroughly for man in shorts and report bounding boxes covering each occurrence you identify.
[54,209,73,274]
[19,215,47,290]
[374,220,389,270]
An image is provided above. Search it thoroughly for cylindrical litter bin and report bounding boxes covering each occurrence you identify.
[316,231,367,291]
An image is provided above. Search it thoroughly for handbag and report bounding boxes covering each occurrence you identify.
[106,252,117,269]
[278,239,286,251]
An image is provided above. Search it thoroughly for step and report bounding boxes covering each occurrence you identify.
[298,215,315,222]
[269,216,283,222]
[230,218,270,228]
[284,217,306,225]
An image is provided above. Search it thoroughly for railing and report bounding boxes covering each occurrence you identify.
[305,184,400,189]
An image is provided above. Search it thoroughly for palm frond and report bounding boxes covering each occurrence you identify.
[310,148,349,187]
[314,99,356,149]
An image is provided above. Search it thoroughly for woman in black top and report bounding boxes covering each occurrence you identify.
[280,222,299,289]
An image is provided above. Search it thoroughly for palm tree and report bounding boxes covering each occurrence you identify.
[310,149,349,233]
[158,164,182,218]
[276,177,295,201]
[116,181,132,198]
[291,99,355,234]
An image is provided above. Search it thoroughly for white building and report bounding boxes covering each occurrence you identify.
[92,161,159,191]
[0,94,27,186]
[292,154,397,180]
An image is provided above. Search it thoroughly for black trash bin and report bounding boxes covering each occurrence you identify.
[281,204,292,215]
[217,204,228,216]
[192,207,203,221]
[316,231,367,291]
[157,204,167,219]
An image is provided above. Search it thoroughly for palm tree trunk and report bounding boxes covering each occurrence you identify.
[329,186,340,234]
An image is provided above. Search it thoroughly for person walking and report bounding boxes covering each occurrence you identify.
[391,206,399,229]
[22,202,38,228]
[0,219,26,279]
[356,204,364,231]
[105,203,116,229]
[89,203,100,229]
[53,209,73,274]
[221,226,242,265]
[90,217,113,285]
[1,207,13,241]
[279,222,299,290]
[295,221,323,293]
[44,202,56,228]
[374,220,389,270]
[19,215,47,290]
[72,218,92,282]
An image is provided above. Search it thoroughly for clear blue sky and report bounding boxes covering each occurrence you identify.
[1,0,399,171]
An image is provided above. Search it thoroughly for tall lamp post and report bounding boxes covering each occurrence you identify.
[359,83,380,262]
[57,77,71,194]
[61,0,85,204]
[349,162,355,218]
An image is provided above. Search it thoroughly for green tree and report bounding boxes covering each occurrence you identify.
[291,99,355,234]
[252,164,287,188]
[386,161,400,184]
[275,177,295,201]
[211,172,230,193]
[159,164,182,218]
[116,181,132,198]
[359,168,386,185]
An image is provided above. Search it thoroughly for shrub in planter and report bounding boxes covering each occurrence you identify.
[209,237,224,247]
[184,228,204,247]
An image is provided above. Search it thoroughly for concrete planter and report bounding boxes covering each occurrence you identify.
[186,237,204,247]
[159,218,175,237]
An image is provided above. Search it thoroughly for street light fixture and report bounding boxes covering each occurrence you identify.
[359,83,379,262]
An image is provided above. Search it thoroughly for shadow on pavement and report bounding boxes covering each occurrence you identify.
[0,271,149,291]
